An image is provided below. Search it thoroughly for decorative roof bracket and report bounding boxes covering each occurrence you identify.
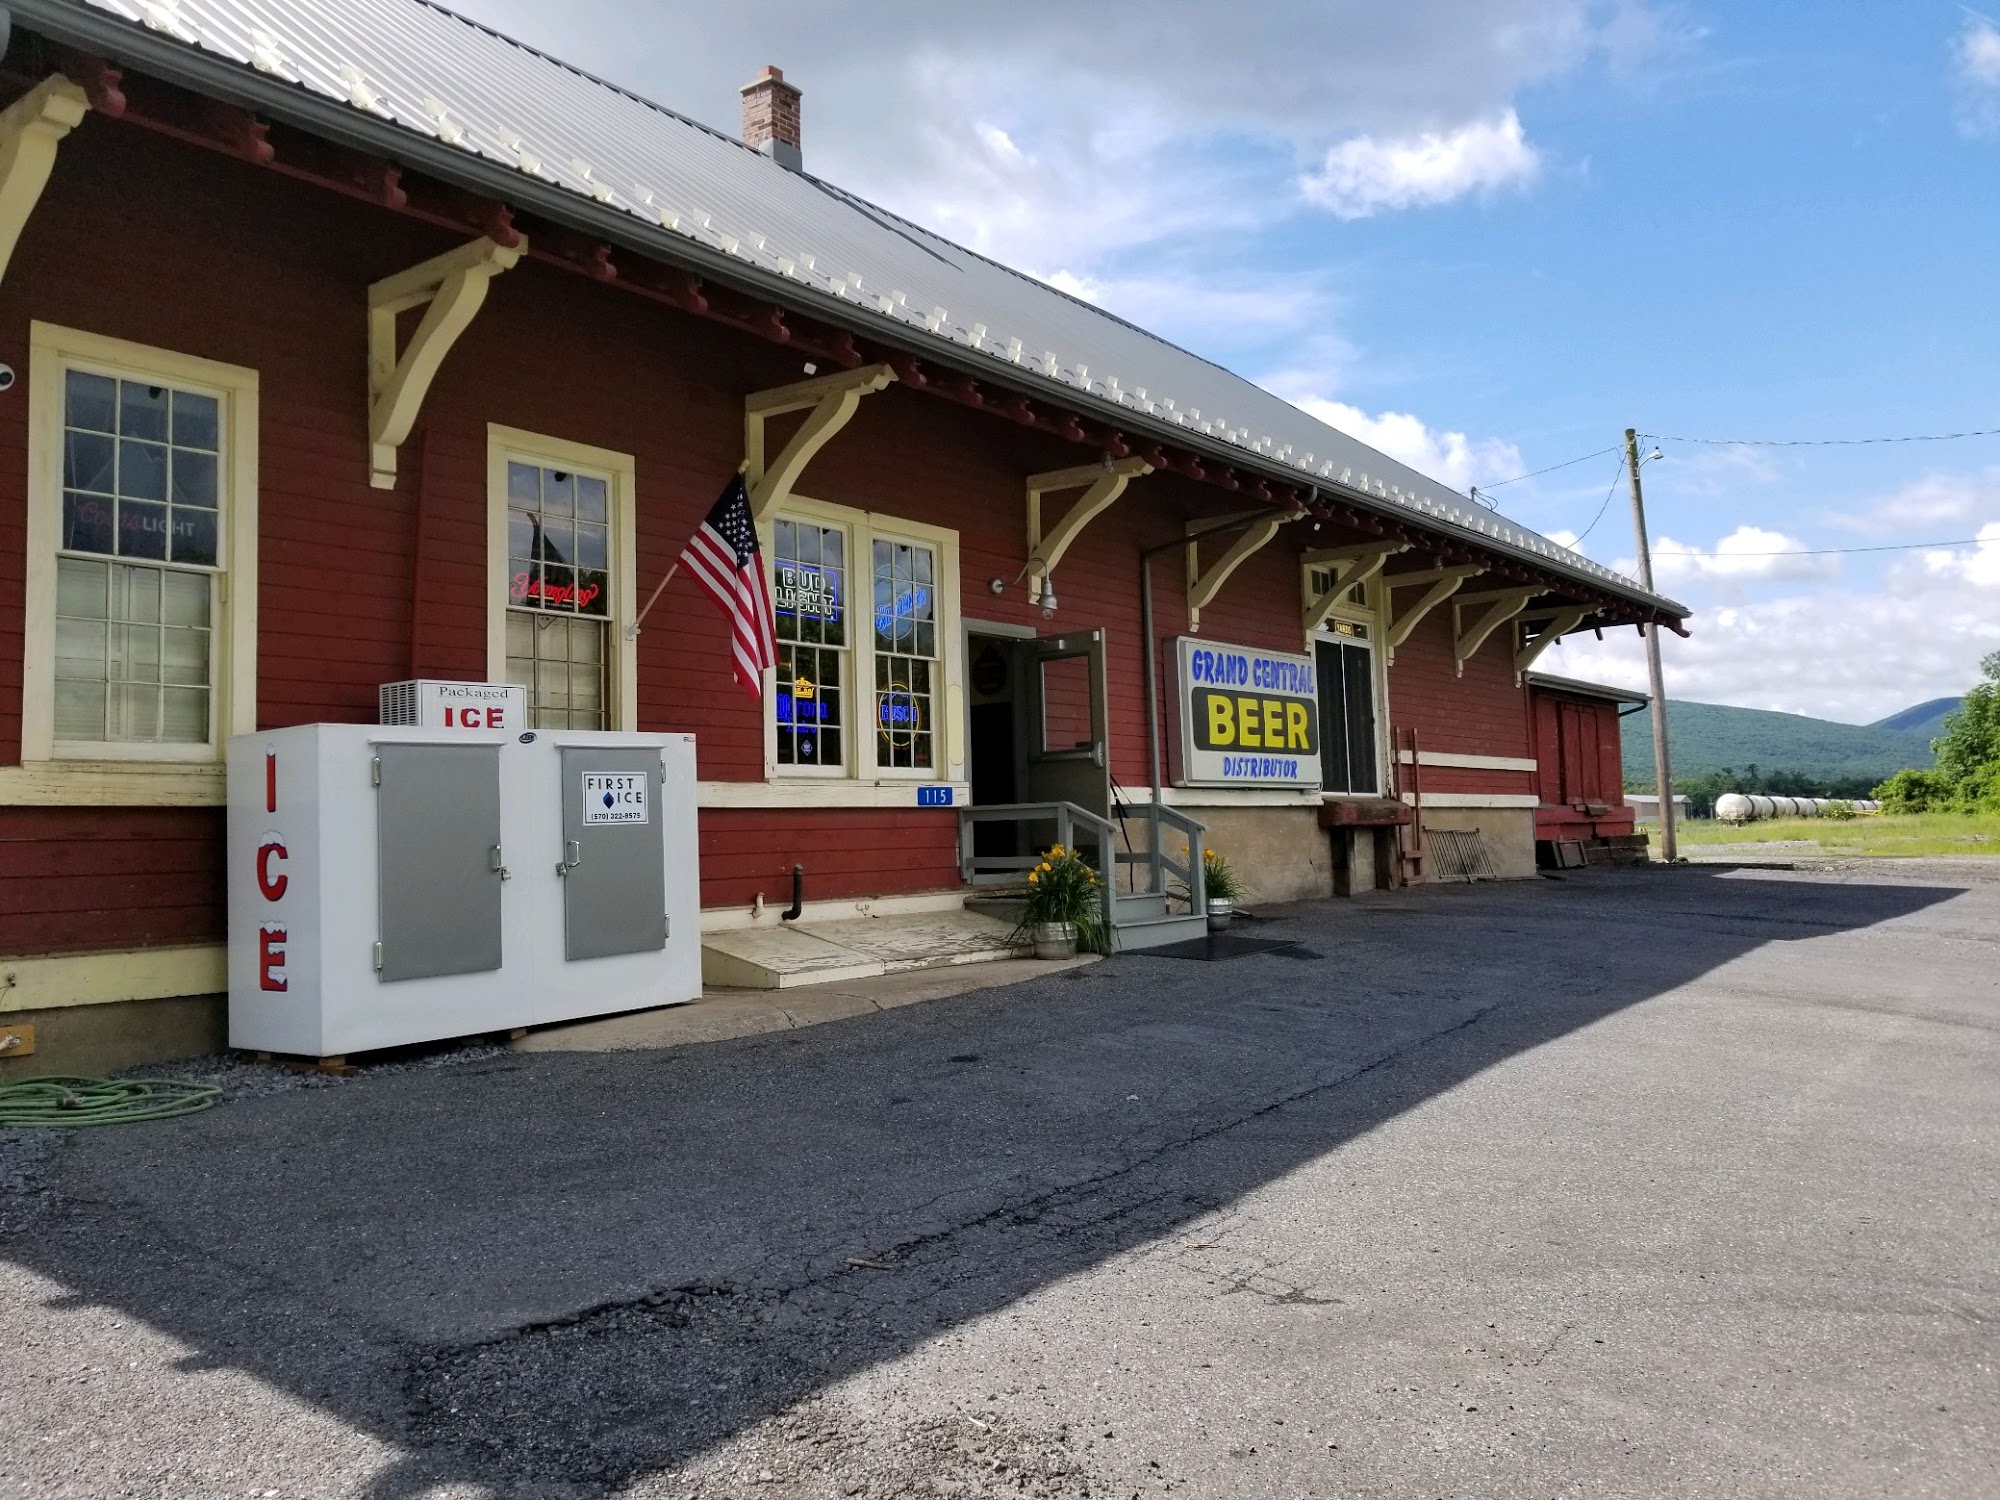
[1301,541,1409,635]
[744,362,898,519]
[1513,605,1591,680]
[0,76,90,289]
[1025,455,1151,605]
[1382,564,1485,661]
[369,235,524,488]
[1451,586,1540,677]
[1185,510,1294,632]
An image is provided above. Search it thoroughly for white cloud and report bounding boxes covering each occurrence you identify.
[1954,15,2000,134]
[1541,517,2000,723]
[1299,111,1542,218]
[1286,396,1526,492]
[1648,524,1837,584]
[1828,468,1997,534]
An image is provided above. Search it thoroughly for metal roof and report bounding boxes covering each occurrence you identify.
[1525,672,1651,706]
[30,0,1685,616]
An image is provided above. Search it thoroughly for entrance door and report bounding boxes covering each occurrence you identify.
[1023,631,1111,863]
[558,744,668,962]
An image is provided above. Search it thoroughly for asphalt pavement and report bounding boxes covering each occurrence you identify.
[2,862,1995,1499]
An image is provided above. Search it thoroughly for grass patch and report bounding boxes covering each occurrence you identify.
[1656,811,2000,858]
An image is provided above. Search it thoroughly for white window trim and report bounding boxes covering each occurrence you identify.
[484,424,637,733]
[1303,564,1390,799]
[763,494,963,785]
[16,322,259,783]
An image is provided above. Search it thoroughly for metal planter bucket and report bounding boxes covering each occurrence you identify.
[1206,898,1234,933]
[1032,921,1078,959]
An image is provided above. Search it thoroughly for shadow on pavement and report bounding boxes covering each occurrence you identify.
[0,867,1968,1495]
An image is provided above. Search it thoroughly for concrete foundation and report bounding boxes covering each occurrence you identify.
[1419,807,1537,880]
[0,993,225,1078]
[1183,806,1331,905]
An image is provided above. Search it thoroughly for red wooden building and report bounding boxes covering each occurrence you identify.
[1526,671,1647,859]
[0,0,1688,1069]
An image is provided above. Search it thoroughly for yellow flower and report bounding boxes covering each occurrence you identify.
[1027,870,1039,883]
[1050,844,1065,857]
[1038,861,1051,872]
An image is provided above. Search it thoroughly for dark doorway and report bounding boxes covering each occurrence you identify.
[967,633,1021,859]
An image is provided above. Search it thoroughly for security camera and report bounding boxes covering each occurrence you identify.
[0,365,17,392]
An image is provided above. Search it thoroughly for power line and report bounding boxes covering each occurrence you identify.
[1473,443,1622,492]
[1571,454,1629,546]
[1648,427,2000,448]
[1653,536,1992,558]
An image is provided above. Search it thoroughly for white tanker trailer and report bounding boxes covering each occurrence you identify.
[1714,793,1882,823]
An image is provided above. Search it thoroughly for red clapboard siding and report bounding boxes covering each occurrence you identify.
[1384,603,1535,791]
[0,806,226,955]
[697,809,960,908]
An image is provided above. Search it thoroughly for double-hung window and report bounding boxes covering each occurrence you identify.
[21,323,258,768]
[487,426,637,732]
[767,500,958,783]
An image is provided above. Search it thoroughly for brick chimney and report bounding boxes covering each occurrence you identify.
[740,65,803,171]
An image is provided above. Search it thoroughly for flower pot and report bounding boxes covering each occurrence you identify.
[1206,898,1234,933]
[1032,920,1078,959]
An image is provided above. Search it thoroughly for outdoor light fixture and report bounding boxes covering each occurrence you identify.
[1039,574,1059,616]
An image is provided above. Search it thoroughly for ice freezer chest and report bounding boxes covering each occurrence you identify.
[227,723,700,1057]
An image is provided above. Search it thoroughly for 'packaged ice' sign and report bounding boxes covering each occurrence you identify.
[1174,637,1323,789]
[581,772,650,825]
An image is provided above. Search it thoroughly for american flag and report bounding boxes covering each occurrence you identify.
[679,474,778,698]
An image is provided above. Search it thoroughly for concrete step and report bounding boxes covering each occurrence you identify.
[1108,912,1211,953]
[702,909,1029,990]
[1112,892,1169,921]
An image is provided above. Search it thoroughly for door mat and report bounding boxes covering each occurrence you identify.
[1131,936,1316,962]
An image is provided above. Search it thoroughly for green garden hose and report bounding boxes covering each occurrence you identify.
[0,1075,221,1128]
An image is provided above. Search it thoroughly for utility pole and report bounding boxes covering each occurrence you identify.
[1625,427,1677,863]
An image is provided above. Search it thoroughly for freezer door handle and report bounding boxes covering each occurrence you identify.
[556,839,582,876]
[490,844,510,880]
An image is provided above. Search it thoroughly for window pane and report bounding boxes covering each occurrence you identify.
[65,370,116,432]
[506,610,534,657]
[171,506,217,566]
[162,627,209,686]
[57,556,106,618]
[63,491,114,554]
[576,568,609,618]
[113,564,161,624]
[120,440,168,502]
[508,510,535,560]
[576,522,608,570]
[110,683,161,739]
[65,430,114,493]
[54,678,106,740]
[161,687,209,742]
[507,461,540,506]
[114,624,162,684]
[543,469,574,515]
[172,391,219,450]
[118,502,169,559]
[54,616,106,676]
[119,382,170,440]
[570,662,602,711]
[171,449,217,509]
[576,475,608,523]
[162,570,209,628]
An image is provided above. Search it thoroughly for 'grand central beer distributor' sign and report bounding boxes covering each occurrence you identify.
[1174,637,1322,788]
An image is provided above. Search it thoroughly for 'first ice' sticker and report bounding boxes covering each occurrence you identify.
[581,772,649,825]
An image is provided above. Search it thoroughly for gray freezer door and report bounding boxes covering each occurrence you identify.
[375,742,505,982]
[558,745,669,962]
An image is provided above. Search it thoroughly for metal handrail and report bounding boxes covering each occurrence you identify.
[960,799,1211,927]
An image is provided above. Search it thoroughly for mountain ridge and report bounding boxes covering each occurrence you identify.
[1622,698,1940,785]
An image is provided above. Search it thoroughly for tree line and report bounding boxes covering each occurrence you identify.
[1874,652,2000,812]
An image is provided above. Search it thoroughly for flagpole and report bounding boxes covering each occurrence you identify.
[627,460,751,639]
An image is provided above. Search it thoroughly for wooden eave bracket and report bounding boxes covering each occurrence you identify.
[1451,586,1540,676]
[0,76,90,288]
[1513,604,1591,680]
[1025,456,1151,603]
[1301,541,1409,634]
[1383,564,1485,658]
[368,235,525,488]
[1186,510,1294,631]
[744,362,898,520]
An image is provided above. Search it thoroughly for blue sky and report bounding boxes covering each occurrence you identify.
[450,0,2000,723]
